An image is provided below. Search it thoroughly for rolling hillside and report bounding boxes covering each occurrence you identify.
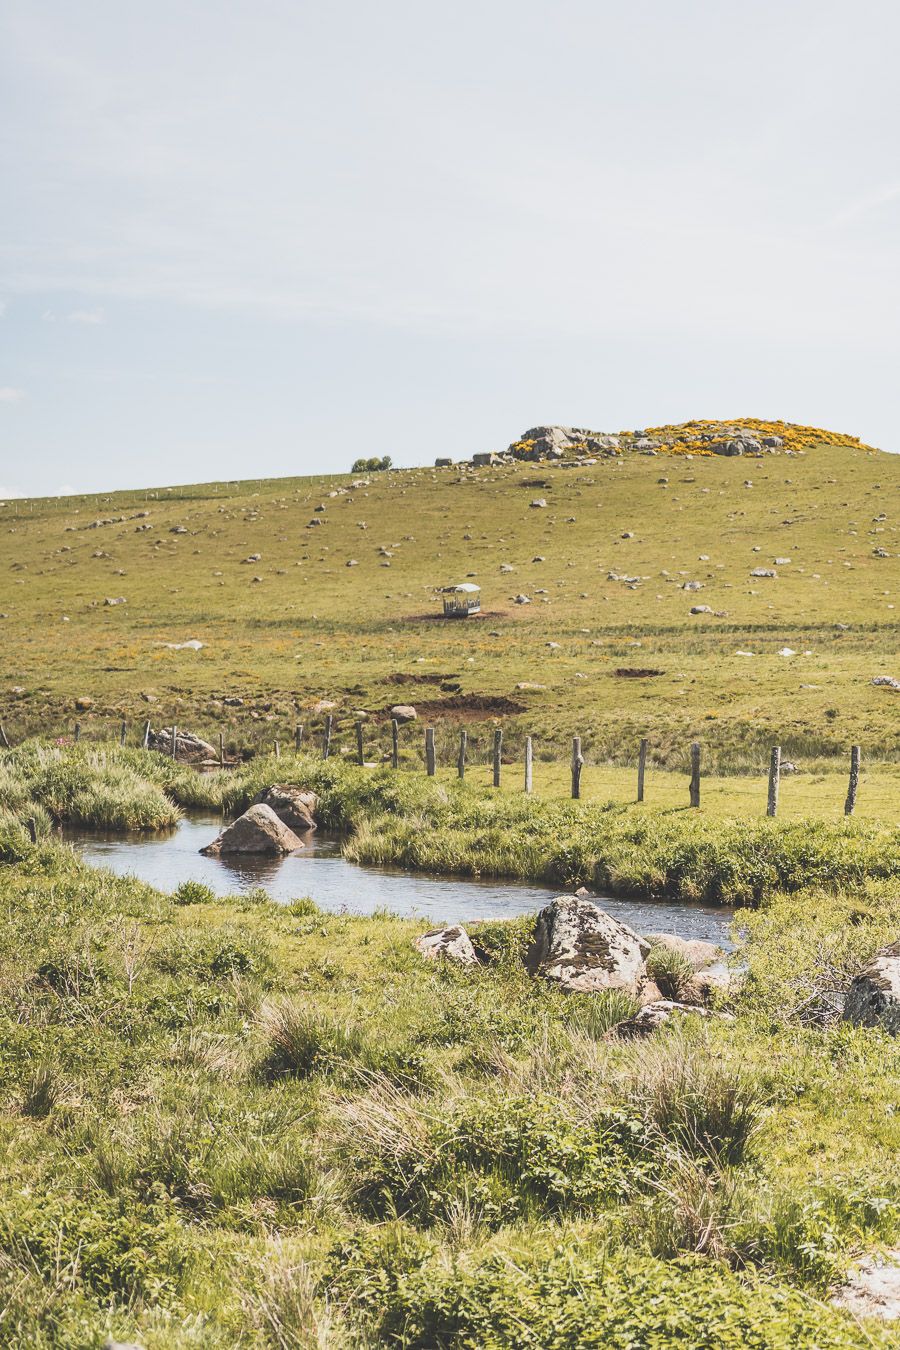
[1,425,898,769]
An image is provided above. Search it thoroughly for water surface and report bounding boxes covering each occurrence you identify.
[69,813,734,946]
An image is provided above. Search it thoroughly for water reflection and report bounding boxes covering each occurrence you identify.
[68,813,734,947]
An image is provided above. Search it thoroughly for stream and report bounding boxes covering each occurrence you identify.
[68,813,734,947]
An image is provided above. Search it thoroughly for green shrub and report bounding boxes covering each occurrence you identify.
[645,944,696,1000]
[327,1232,877,1349]
[625,1038,764,1166]
[173,879,216,905]
[344,1089,652,1226]
[286,896,321,917]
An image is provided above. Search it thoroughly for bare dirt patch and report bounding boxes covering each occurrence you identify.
[386,672,460,686]
[614,667,665,679]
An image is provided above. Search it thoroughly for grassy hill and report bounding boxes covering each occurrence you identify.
[1,426,898,771]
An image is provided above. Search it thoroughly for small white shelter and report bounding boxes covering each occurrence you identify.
[441,582,481,618]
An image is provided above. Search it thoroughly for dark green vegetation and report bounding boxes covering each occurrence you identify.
[0,748,898,1345]
[1,435,899,772]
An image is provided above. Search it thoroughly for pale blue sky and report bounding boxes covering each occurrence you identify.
[2,0,900,496]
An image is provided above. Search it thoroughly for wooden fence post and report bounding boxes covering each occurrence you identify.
[845,745,861,816]
[524,736,533,794]
[171,725,178,760]
[391,719,400,769]
[294,723,304,751]
[74,722,81,743]
[356,720,364,766]
[0,723,9,749]
[120,720,127,746]
[689,742,701,808]
[457,729,467,779]
[322,715,333,761]
[141,720,151,750]
[637,738,648,802]
[571,736,584,799]
[767,745,781,817]
[493,729,502,787]
[219,730,225,767]
[274,740,281,759]
[425,726,436,776]
[26,817,37,844]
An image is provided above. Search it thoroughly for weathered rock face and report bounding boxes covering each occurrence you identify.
[200,804,304,856]
[528,896,650,994]
[253,784,318,834]
[148,727,217,761]
[414,925,478,965]
[618,1000,736,1036]
[843,941,900,1034]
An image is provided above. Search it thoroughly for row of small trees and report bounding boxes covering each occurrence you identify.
[350,455,392,473]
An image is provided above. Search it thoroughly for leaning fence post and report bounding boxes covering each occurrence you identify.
[493,728,502,787]
[457,729,467,779]
[637,738,648,802]
[571,736,584,799]
[689,742,701,808]
[524,735,533,794]
[391,719,399,769]
[171,725,178,760]
[141,719,151,750]
[322,715,333,760]
[0,722,10,749]
[845,745,861,816]
[119,720,127,746]
[74,722,81,743]
[767,746,781,817]
[425,726,436,776]
[356,720,364,766]
[294,723,304,752]
[219,730,225,767]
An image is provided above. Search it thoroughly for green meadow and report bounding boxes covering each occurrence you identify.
[1,431,900,1346]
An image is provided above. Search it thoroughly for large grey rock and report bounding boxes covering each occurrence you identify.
[617,1000,736,1036]
[843,941,900,1034]
[254,784,318,834]
[390,704,417,723]
[527,896,650,994]
[414,925,478,965]
[200,804,304,856]
[148,727,217,761]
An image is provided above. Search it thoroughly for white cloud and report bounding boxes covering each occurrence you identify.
[0,387,25,403]
[41,307,104,324]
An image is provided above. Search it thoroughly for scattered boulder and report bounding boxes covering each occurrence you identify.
[750,567,777,578]
[104,596,127,606]
[872,676,900,691]
[74,696,95,711]
[254,784,318,834]
[200,803,304,856]
[414,925,479,965]
[617,1000,735,1036]
[527,896,650,995]
[148,728,217,761]
[843,941,900,1034]
[390,704,417,723]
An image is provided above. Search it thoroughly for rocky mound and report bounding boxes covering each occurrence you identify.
[481,419,877,465]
